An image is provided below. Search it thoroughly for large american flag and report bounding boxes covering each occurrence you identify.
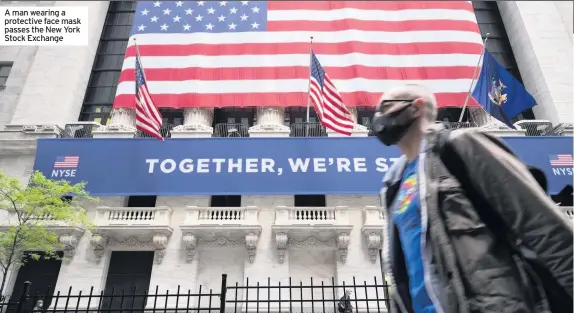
[135,45,164,141]
[113,1,483,109]
[309,51,354,136]
[53,156,79,169]
[549,154,574,167]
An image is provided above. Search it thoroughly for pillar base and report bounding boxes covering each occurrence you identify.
[248,124,291,138]
[171,124,213,138]
[326,125,369,137]
[92,125,135,138]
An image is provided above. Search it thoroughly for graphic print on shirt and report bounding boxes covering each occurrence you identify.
[394,175,417,215]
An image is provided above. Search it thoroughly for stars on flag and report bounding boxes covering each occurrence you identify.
[133,0,265,34]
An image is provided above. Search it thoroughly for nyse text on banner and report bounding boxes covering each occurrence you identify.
[34,137,573,196]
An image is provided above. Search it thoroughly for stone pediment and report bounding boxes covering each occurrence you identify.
[179,206,262,263]
[271,206,353,264]
[90,206,174,264]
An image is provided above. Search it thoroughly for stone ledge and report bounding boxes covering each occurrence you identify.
[0,124,62,155]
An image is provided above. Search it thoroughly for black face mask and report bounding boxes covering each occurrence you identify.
[371,101,418,146]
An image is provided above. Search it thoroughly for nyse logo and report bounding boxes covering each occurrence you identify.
[51,169,77,178]
[549,154,574,176]
[552,167,573,176]
[51,156,79,178]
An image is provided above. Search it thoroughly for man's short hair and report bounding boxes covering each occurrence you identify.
[380,84,438,122]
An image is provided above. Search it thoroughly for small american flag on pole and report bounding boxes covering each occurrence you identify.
[309,51,354,136]
[53,156,79,169]
[549,154,574,167]
[135,40,164,141]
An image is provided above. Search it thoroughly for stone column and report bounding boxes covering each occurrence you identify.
[248,107,291,137]
[326,107,369,137]
[92,108,136,138]
[171,108,214,138]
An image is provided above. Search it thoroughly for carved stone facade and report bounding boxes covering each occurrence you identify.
[89,234,171,264]
[249,107,291,137]
[181,232,261,264]
[171,108,214,138]
[273,232,351,264]
[59,233,81,263]
[93,108,137,137]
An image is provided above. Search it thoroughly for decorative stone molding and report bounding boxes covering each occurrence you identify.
[201,237,245,247]
[0,125,63,154]
[92,108,136,138]
[152,233,169,264]
[171,108,214,138]
[275,232,288,264]
[249,107,290,137]
[273,234,350,263]
[108,236,153,247]
[272,206,353,263]
[182,233,197,263]
[361,206,385,263]
[90,233,108,263]
[180,206,262,263]
[365,233,382,264]
[59,233,81,263]
[90,234,172,264]
[245,232,259,263]
[337,232,351,264]
[181,232,260,263]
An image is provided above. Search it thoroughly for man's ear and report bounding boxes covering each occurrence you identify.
[412,98,425,116]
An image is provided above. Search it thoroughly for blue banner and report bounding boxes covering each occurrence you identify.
[33,137,572,196]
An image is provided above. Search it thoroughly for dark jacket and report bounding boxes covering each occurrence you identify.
[380,124,573,313]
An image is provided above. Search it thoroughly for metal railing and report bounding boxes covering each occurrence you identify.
[213,123,250,138]
[290,122,328,137]
[1,274,391,313]
[514,120,555,136]
[60,120,573,139]
[136,124,175,139]
[62,122,102,139]
[551,123,573,136]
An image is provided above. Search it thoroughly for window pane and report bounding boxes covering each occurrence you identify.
[98,40,128,54]
[103,25,132,39]
[84,87,116,103]
[94,55,124,70]
[0,65,12,77]
[89,71,121,87]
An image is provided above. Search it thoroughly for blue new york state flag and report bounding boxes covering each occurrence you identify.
[472,49,536,128]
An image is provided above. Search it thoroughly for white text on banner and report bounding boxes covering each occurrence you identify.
[0,7,88,46]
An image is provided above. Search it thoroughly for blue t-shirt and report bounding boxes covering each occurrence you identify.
[392,158,436,313]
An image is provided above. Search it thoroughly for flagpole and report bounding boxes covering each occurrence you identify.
[458,33,490,123]
[133,37,164,141]
[306,36,314,123]
[305,36,314,137]
[133,38,149,81]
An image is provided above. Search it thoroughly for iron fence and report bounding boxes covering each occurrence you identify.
[213,123,250,138]
[1,274,391,313]
[62,123,102,139]
[59,120,573,139]
[290,122,328,137]
[136,124,175,139]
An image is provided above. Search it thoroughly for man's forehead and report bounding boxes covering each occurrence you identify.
[380,86,414,101]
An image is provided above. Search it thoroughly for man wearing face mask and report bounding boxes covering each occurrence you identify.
[372,84,573,313]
